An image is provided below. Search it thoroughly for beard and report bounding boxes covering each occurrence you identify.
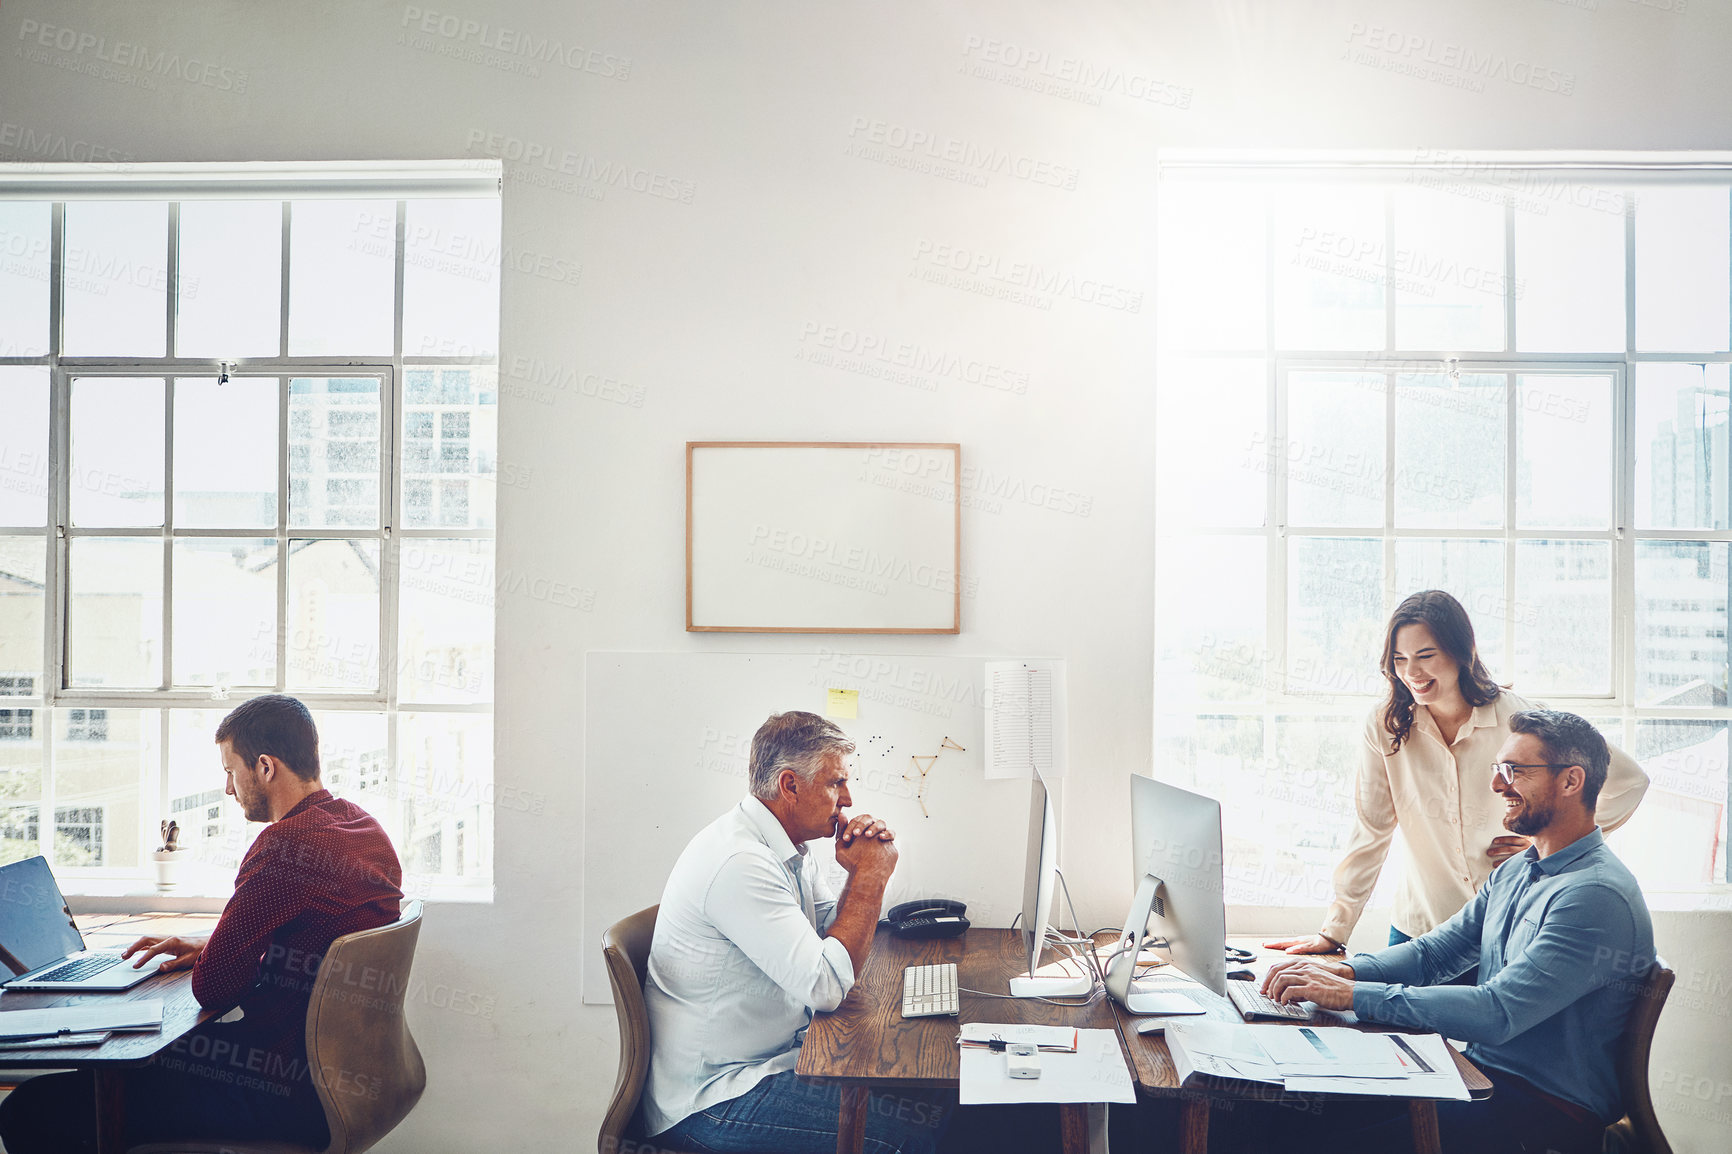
[1503,796,1553,836]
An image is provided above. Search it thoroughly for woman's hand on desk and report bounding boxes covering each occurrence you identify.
[1261,932,1342,955]
[1262,958,1357,1012]
[122,934,208,973]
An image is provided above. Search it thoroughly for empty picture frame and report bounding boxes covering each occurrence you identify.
[686,441,962,633]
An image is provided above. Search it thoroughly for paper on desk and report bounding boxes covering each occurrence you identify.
[960,1027,1134,1105]
[1165,1021,1283,1085]
[1255,1025,1408,1078]
[1280,1034,1470,1100]
[0,1000,163,1040]
[959,1022,1078,1051]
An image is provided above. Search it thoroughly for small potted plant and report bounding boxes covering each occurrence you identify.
[153,820,183,892]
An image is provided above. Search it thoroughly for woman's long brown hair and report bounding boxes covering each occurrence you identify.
[1380,590,1502,753]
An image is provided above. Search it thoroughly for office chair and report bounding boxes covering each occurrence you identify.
[600,905,700,1154]
[130,899,427,1154]
[1603,958,1674,1154]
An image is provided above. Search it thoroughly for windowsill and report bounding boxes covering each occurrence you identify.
[62,879,493,915]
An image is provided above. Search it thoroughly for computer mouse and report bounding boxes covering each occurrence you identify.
[1135,1020,1166,1036]
[1227,968,1256,981]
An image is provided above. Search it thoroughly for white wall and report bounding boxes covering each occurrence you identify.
[4,1,1730,1150]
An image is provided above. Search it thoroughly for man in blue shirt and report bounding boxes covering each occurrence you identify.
[1263,708,1656,1154]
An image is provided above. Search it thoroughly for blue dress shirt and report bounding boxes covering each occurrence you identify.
[641,797,855,1137]
[1348,828,1655,1122]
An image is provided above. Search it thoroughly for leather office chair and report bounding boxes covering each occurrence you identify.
[131,899,428,1154]
[600,905,700,1154]
[1603,958,1675,1154]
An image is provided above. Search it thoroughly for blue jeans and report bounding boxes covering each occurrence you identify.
[1388,926,1479,986]
[656,1070,952,1154]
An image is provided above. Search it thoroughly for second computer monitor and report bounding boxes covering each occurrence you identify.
[1107,775,1227,1000]
[1020,767,1059,981]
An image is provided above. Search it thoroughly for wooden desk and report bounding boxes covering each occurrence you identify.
[797,927,1127,1154]
[0,913,224,1154]
[1113,944,1493,1154]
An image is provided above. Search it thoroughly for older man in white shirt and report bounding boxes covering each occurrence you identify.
[643,711,950,1154]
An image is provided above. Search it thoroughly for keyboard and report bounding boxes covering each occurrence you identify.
[901,963,959,1018]
[32,954,123,983]
[1226,978,1313,1022]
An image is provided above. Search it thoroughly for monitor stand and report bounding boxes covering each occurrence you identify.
[1009,867,1094,998]
[1104,873,1205,1015]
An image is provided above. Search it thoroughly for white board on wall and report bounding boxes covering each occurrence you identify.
[686,442,961,633]
[581,650,1045,1004]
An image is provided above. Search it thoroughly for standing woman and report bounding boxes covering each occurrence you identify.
[1265,589,1650,955]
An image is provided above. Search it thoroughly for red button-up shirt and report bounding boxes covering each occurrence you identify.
[189,789,403,1072]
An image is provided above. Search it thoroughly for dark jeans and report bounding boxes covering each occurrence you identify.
[655,1070,952,1154]
[1389,926,1479,986]
[1266,1066,1606,1154]
[0,1057,327,1154]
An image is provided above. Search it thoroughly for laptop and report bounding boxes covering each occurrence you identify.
[0,855,157,992]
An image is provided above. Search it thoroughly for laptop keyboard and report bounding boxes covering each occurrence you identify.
[33,954,122,983]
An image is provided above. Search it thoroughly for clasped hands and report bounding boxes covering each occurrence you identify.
[833,813,897,877]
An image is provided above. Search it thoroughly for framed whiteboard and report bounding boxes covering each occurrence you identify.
[686,441,961,633]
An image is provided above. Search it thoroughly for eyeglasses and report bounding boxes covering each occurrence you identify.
[1491,761,1575,787]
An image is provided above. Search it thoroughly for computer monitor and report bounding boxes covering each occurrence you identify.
[1105,775,1227,1009]
[1020,767,1059,982]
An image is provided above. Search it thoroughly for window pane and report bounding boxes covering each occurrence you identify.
[398,539,493,704]
[397,712,492,881]
[62,202,168,356]
[290,377,381,529]
[1635,363,1729,530]
[1156,536,1266,702]
[0,367,49,526]
[1514,192,1626,352]
[1392,187,1505,352]
[1616,721,1728,888]
[1393,539,1507,680]
[1157,184,1266,351]
[403,199,501,358]
[67,538,163,689]
[1274,186,1386,351]
[167,708,256,875]
[1393,372,1504,529]
[172,539,276,687]
[1253,716,1359,904]
[287,539,381,692]
[0,708,42,863]
[70,378,165,528]
[173,378,278,529]
[1287,536,1384,696]
[0,539,46,697]
[177,201,283,357]
[287,200,394,355]
[1515,374,1613,529]
[0,203,50,356]
[1156,358,1265,529]
[1636,541,1730,707]
[53,707,154,870]
[1512,539,1611,694]
[402,367,496,529]
[1636,187,1730,352]
[1287,372,1384,528]
[320,712,391,827]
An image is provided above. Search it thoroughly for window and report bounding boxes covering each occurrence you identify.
[1157,161,1732,897]
[0,168,500,893]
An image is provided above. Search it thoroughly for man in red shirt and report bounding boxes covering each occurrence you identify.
[0,694,403,1153]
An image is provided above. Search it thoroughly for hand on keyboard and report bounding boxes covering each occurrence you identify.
[1260,957,1356,1012]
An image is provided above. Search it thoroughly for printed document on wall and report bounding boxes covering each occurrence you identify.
[984,660,1067,779]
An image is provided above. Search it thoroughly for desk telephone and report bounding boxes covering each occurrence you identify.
[885,899,970,940]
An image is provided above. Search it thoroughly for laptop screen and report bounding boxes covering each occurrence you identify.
[0,856,84,973]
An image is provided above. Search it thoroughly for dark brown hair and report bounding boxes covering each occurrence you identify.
[1509,709,1609,811]
[215,694,321,782]
[1380,591,1501,753]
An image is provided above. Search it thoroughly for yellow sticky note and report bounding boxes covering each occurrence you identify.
[826,688,859,719]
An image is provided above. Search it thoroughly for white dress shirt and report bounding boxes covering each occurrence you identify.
[641,797,855,1137]
[1320,690,1649,944]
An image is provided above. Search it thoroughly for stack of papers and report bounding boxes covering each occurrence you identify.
[958,1023,1135,1105]
[0,1000,163,1041]
[1164,1022,1469,1100]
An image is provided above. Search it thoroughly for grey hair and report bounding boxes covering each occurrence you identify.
[748,711,856,802]
[1508,709,1609,811]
